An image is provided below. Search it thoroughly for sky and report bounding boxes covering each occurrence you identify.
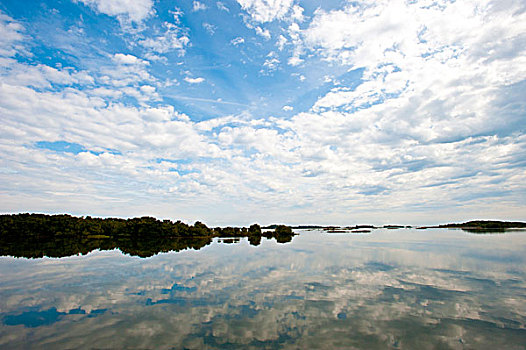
[0,0,525,226]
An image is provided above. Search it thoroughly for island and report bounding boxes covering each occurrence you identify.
[435,220,526,233]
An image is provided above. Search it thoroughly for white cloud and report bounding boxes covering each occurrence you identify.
[203,23,216,35]
[255,26,271,40]
[287,56,302,66]
[89,87,123,98]
[76,0,154,23]
[282,105,293,111]
[0,12,28,57]
[169,7,184,23]
[217,1,229,12]
[184,77,205,84]
[192,1,207,12]
[290,4,304,22]
[262,51,279,72]
[112,53,148,65]
[140,84,156,95]
[100,54,155,90]
[302,0,526,74]
[236,0,294,23]
[277,34,287,51]
[0,59,96,90]
[231,37,245,46]
[285,21,304,65]
[139,22,190,55]
[295,0,526,143]
[1,59,525,223]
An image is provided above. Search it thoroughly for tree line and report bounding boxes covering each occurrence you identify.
[0,213,295,258]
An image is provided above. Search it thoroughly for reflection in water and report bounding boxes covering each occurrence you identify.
[0,229,292,259]
[1,229,525,349]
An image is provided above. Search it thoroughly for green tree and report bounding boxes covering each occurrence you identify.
[248,224,262,235]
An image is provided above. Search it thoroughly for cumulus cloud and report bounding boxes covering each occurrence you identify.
[236,0,295,23]
[217,1,229,12]
[294,0,526,147]
[254,26,271,39]
[97,54,155,96]
[76,0,154,23]
[0,62,95,89]
[262,51,279,72]
[231,37,245,46]
[287,55,302,66]
[276,34,287,51]
[192,1,207,12]
[301,0,526,82]
[290,4,304,22]
[0,13,28,58]
[112,53,148,65]
[138,22,190,55]
[184,77,205,84]
[202,23,216,35]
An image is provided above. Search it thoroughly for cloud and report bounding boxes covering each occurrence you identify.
[217,1,229,12]
[236,0,295,23]
[0,61,95,89]
[2,48,524,224]
[138,22,190,55]
[202,23,216,35]
[262,51,279,72]
[95,54,156,98]
[293,0,526,144]
[112,53,148,65]
[282,105,293,112]
[139,85,157,97]
[301,0,526,75]
[192,1,207,12]
[184,77,205,84]
[231,37,245,46]
[287,56,302,66]
[76,0,154,23]
[255,26,270,40]
[290,4,304,22]
[277,34,287,51]
[0,12,28,57]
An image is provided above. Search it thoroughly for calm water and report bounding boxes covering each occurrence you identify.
[1,228,525,349]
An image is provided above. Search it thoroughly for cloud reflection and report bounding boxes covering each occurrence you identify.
[0,229,525,348]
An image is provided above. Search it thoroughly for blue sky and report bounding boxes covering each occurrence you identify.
[0,0,525,225]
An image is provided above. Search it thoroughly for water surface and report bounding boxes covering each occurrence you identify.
[1,228,525,349]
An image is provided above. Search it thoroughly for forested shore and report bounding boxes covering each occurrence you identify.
[0,214,295,258]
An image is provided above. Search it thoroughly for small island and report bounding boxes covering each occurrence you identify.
[437,220,526,230]
[435,220,526,233]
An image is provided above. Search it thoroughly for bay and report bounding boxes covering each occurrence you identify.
[1,228,525,349]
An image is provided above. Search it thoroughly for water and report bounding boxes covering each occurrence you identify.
[1,228,525,349]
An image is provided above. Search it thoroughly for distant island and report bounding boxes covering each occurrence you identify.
[437,220,526,230]
[315,221,526,233]
[432,220,526,233]
[0,213,295,258]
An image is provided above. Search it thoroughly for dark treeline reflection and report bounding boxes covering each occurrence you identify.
[0,214,294,258]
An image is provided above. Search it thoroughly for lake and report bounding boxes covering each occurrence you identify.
[1,228,525,349]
